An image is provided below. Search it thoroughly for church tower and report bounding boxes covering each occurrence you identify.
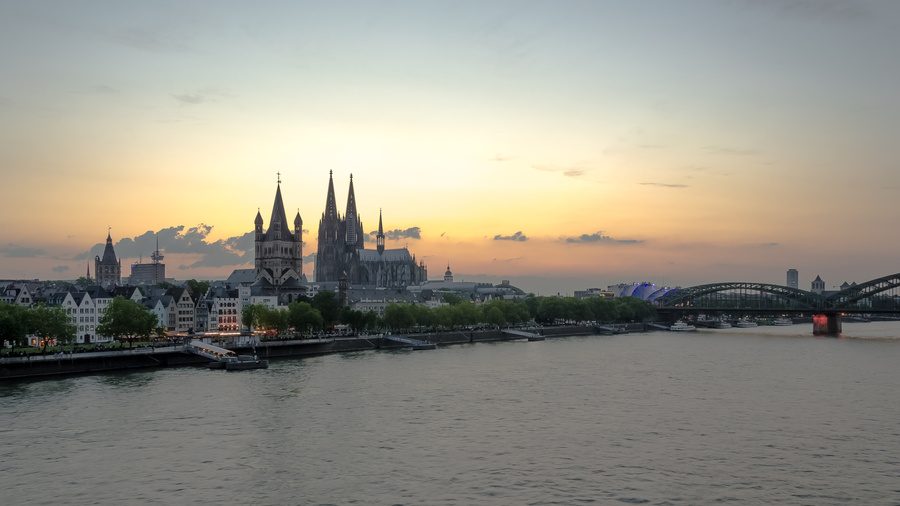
[254,177,303,285]
[95,230,121,288]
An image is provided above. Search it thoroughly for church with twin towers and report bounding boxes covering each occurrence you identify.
[253,171,427,289]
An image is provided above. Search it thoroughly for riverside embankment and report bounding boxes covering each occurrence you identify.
[0,323,645,380]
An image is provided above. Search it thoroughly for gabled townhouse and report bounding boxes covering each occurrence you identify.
[47,289,113,344]
[195,298,210,333]
[83,285,113,323]
[165,287,196,334]
[208,287,241,333]
[1,283,35,306]
[145,295,176,332]
[111,285,144,303]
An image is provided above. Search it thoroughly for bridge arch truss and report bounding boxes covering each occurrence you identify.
[656,282,825,312]
[657,274,900,314]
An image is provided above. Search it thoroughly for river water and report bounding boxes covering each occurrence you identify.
[3,323,900,505]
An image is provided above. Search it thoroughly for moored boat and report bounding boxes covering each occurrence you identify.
[735,320,758,328]
[670,321,697,332]
[210,355,269,370]
[773,317,793,326]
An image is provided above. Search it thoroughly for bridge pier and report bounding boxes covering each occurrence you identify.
[813,313,842,335]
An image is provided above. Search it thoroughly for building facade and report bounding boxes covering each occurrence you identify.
[786,269,799,289]
[811,275,825,294]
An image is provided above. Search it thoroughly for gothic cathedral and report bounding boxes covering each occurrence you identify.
[315,171,427,287]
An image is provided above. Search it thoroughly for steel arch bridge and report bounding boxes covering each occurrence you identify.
[655,273,900,315]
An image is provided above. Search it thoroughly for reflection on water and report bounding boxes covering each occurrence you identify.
[2,324,900,505]
[94,369,158,389]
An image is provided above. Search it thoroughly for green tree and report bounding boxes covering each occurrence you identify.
[362,310,380,333]
[97,296,157,347]
[339,306,367,335]
[28,304,77,352]
[241,303,286,333]
[0,302,29,353]
[536,297,566,324]
[442,293,464,306]
[242,303,262,332]
[410,304,436,331]
[383,303,415,332]
[74,276,93,285]
[289,301,324,335]
[433,305,454,329]
[186,279,210,297]
[613,297,656,322]
[483,299,530,326]
[484,306,506,328]
[257,306,289,334]
[451,302,481,328]
[311,290,342,329]
[585,297,618,323]
[523,295,540,320]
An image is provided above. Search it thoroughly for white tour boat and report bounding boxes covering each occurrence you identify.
[670,321,697,332]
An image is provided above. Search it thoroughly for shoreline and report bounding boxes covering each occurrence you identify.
[0,324,643,381]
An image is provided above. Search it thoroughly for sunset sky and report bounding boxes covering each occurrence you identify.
[2,0,899,295]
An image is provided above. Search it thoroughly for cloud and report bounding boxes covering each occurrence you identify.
[639,182,689,188]
[93,85,118,94]
[704,146,761,156]
[171,88,231,106]
[759,242,779,247]
[493,231,529,242]
[52,265,70,274]
[172,93,212,105]
[385,227,422,240]
[74,225,255,269]
[567,232,612,243]
[490,153,515,162]
[492,257,524,262]
[532,163,590,178]
[1,244,47,258]
[564,232,644,244]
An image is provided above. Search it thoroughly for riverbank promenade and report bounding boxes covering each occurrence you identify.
[1,323,640,380]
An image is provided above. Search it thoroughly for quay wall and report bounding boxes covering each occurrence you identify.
[1,325,643,380]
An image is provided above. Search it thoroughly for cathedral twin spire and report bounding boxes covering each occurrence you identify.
[323,170,339,221]
[345,174,359,245]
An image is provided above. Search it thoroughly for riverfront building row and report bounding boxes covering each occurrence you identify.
[2,173,524,344]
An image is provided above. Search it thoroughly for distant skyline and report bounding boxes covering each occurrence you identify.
[2,0,899,295]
